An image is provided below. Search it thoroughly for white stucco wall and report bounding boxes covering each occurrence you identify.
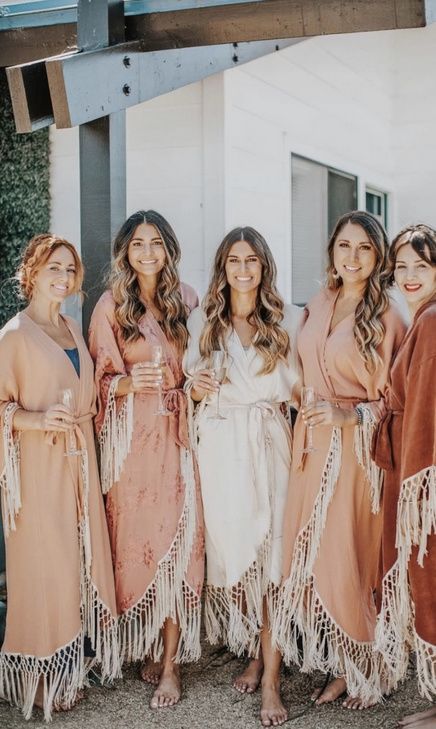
[49,23,436,306]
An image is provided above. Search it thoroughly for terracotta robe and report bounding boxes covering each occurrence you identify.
[273,288,406,703]
[373,297,436,700]
[88,286,204,664]
[184,304,303,656]
[0,312,119,722]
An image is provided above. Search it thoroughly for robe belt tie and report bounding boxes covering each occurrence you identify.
[317,395,362,409]
[372,408,403,471]
[162,388,190,450]
[215,401,280,419]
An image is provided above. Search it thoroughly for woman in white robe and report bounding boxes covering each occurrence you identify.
[184,226,302,727]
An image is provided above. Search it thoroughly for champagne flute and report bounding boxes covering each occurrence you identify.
[208,350,227,421]
[301,386,317,454]
[60,388,81,456]
[152,344,171,416]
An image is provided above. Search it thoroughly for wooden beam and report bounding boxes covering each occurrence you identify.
[126,0,428,48]
[0,24,76,68]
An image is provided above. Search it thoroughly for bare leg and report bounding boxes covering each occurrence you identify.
[150,618,181,709]
[140,659,162,686]
[260,601,288,727]
[233,655,264,694]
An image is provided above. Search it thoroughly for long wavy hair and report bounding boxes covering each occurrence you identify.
[200,226,290,374]
[109,210,189,349]
[389,223,436,273]
[17,233,83,301]
[326,210,391,373]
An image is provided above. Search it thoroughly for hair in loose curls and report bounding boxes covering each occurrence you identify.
[109,210,189,349]
[200,226,290,375]
[326,210,391,374]
[16,234,83,301]
[389,224,436,275]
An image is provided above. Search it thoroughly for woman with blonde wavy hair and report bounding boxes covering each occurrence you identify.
[88,210,204,709]
[273,210,406,709]
[184,226,302,727]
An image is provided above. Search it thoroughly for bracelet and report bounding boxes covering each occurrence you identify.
[354,404,364,426]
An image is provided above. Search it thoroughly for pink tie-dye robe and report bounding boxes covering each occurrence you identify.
[88,284,204,664]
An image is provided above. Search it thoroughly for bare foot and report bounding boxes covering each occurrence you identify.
[312,677,347,704]
[233,658,264,694]
[260,682,288,727]
[398,708,436,726]
[342,694,377,710]
[140,659,162,686]
[150,666,181,709]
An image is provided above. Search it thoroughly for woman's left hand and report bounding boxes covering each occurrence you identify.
[301,402,358,428]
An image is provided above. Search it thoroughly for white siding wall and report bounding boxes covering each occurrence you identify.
[50,23,436,308]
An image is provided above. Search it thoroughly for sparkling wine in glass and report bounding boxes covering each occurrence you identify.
[60,388,81,456]
[152,344,171,416]
[208,350,227,421]
[301,386,317,454]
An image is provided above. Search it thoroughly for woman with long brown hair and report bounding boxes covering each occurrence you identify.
[374,224,436,729]
[273,211,406,708]
[0,235,119,721]
[88,210,204,709]
[184,226,302,727]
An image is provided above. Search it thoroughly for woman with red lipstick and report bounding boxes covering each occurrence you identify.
[0,235,119,721]
[273,211,406,709]
[373,224,436,729]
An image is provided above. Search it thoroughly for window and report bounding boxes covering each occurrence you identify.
[291,155,357,305]
[366,187,388,227]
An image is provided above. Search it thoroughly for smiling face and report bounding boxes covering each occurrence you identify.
[127,222,167,278]
[394,241,436,313]
[225,239,263,294]
[31,245,78,304]
[332,222,377,291]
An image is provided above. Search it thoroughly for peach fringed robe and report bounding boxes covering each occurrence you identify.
[373,298,436,700]
[88,285,204,664]
[0,312,119,722]
[273,289,406,704]
[184,304,303,657]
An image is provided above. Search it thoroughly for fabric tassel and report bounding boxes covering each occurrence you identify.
[98,376,134,494]
[0,402,22,537]
[118,447,201,664]
[396,465,436,566]
[353,404,383,514]
[415,632,436,701]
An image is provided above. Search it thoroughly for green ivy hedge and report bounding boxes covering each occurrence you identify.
[0,69,50,328]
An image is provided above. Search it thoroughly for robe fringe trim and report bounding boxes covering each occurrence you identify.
[0,581,119,723]
[376,465,436,694]
[98,376,133,494]
[118,448,201,664]
[274,578,382,704]
[204,532,277,658]
[353,404,383,514]
[0,402,22,537]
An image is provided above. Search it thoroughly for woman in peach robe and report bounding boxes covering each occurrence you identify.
[0,235,119,722]
[273,211,406,708]
[88,210,204,709]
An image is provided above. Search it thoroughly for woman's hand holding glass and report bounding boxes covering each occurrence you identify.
[301,400,358,428]
[40,403,75,432]
[130,361,164,393]
[191,368,220,401]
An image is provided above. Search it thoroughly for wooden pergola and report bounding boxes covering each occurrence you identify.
[1,0,435,326]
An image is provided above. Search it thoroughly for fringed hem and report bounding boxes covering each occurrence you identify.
[82,581,121,683]
[274,578,382,705]
[0,402,22,536]
[415,632,436,701]
[374,559,411,691]
[353,404,383,514]
[98,376,133,494]
[397,465,436,567]
[118,448,201,664]
[204,531,275,658]
[278,426,341,622]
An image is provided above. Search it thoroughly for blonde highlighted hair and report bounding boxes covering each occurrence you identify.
[200,226,289,375]
[109,210,189,349]
[326,210,391,373]
[16,233,83,300]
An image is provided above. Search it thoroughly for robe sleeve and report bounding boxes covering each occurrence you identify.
[396,349,436,566]
[282,304,304,408]
[354,304,407,513]
[0,328,23,536]
[88,292,133,494]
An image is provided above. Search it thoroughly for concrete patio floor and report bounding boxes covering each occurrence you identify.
[0,638,428,729]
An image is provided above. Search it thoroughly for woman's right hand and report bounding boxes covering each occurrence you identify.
[130,362,163,393]
[40,404,75,432]
[191,369,219,401]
